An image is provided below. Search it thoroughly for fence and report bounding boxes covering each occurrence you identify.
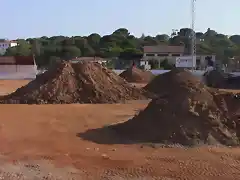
[0,65,37,80]
[113,69,240,78]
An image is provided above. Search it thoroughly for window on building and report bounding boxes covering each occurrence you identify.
[196,59,200,65]
[146,54,155,56]
[157,54,169,56]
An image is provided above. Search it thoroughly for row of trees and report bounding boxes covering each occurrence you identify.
[4,28,240,67]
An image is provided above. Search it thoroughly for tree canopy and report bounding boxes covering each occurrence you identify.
[5,28,240,67]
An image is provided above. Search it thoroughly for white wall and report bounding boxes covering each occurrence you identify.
[113,69,240,78]
[10,42,17,47]
[0,65,37,79]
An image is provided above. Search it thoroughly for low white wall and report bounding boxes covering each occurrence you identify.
[0,65,37,79]
[113,69,205,76]
[113,69,240,78]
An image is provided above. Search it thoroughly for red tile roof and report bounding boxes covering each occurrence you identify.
[0,39,17,43]
[0,56,35,65]
[10,40,17,43]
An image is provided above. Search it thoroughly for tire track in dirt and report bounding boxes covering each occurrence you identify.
[143,153,240,180]
[100,166,158,180]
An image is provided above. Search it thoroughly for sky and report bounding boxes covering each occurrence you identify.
[2,0,240,39]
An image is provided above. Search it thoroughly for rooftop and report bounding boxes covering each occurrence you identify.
[143,45,185,54]
[0,39,17,43]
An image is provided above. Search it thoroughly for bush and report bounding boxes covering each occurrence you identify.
[160,58,174,70]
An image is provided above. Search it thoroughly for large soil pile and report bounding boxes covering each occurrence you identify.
[144,68,205,95]
[119,67,154,83]
[112,69,240,146]
[205,70,225,88]
[205,70,240,89]
[0,61,147,104]
[225,76,240,89]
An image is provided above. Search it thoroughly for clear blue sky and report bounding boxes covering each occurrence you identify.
[2,0,240,39]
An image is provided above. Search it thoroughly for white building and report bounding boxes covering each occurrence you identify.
[141,45,216,70]
[176,55,216,70]
[0,40,18,55]
[142,45,185,64]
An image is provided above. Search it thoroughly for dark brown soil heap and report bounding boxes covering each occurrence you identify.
[205,70,225,88]
[112,68,240,146]
[205,70,240,89]
[119,67,154,83]
[225,76,240,89]
[144,68,204,95]
[0,61,147,104]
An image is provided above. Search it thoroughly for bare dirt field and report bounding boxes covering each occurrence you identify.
[131,83,147,88]
[0,80,29,95]
[0,80,240,179]
[219,89,240,93]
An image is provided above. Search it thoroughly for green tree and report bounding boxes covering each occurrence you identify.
[6,27,240,68]
[87,33,101,51]
[61,46,81,60]
[5,39,31,56]
[160,58,174,70]
[230,35,240,45]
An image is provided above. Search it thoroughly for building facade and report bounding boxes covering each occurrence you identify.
[142,45,185,64]
[0,40,18,55]
[141,45,216,70]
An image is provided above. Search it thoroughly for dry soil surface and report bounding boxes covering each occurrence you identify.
[0,80,29,95]
[219,89,240,94]
[131,83,147,89]
[0,80,240,179]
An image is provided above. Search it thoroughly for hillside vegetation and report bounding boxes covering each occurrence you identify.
[4,28,240,67]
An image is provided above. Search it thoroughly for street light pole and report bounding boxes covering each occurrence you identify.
[191,0,196,71]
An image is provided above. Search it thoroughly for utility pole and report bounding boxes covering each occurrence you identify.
[191,0,196,71]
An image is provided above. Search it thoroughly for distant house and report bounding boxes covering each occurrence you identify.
[141,45,185,67]
[70,57,107,65]
[0,39,18,55]
[0,56,37,79]
[141,45,216,69]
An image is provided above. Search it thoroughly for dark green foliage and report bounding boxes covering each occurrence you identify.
[4,28,240,68]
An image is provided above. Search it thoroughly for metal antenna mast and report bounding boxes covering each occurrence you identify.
[191,0,196,71]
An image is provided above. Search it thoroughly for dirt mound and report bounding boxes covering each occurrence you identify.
[0,61,147,104]
[119,67,154,83]
[144,68,204,95]
[112,69,240,146]
[205,70,240,89]
[205,70,225,88]
[225,76,240,89]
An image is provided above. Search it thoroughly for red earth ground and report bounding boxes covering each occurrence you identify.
[0,80,240,179]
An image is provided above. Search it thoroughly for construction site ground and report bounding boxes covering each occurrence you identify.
[0,80,240,179]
